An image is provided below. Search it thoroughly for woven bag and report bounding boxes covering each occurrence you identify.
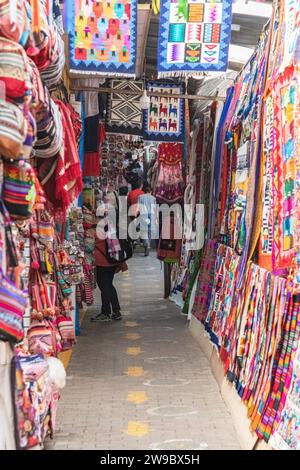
[2,160,37,219]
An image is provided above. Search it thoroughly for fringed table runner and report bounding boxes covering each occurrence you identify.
[106,79,143,135]
[143,81,185,142]
[157,0,233,78]
[66,0,138,77]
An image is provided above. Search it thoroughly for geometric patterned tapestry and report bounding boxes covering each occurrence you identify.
[67,0,138,77]
[106,80,143,135]
[143,81,185,142]
[157,0,233,77]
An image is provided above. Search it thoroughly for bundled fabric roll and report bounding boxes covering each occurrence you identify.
[34,98,63,158]
[40,23,65,88]
[0,37,32,104]
[28,58,46,109]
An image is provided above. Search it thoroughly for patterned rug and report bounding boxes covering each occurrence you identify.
[191,240,218,323]
[106,80,143,135]
[67,0,137,77]
[143,81,185,142]
[157,0,233,77]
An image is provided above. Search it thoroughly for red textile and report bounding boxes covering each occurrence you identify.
[83,122,105,177]
[128,189,144,206]
[99,121,106,144]
[83,151,100,177]
[94,237,112,267]
[158,142,183,165]
[53,100,82,213]
[94,237,125,268]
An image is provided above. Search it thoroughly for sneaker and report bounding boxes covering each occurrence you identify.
[111,311,122,321]
[90,313,111,322]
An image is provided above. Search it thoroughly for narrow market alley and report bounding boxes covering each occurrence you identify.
[47,253,239,451]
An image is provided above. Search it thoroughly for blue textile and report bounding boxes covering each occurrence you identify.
[158,0,233,76]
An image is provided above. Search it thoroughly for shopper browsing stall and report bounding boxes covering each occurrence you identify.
[91,200,127,322]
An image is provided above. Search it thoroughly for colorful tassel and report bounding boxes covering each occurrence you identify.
[30,0,41,33]
[152,0,160,16]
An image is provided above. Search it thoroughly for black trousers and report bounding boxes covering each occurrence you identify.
[96,266,120,316]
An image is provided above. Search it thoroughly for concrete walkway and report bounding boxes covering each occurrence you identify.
[48,251,239,450]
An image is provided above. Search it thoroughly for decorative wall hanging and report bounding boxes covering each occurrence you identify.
[106,79,143,135]
[155,142,184,203]
[157,0,233,77]
[143,81,185,142]
[67,0,138,77]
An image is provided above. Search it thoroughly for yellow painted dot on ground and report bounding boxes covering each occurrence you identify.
[125,321,138,327]
[126,347,142,356]
[127,391,148,405]
[58,350,72,370]
[126,333,141,341]
[125,421,149,437]
[125,366,144,377]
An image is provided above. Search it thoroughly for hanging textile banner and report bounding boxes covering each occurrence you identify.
[106,80,143,135]
[67,0,138,77]
[143,81,185,142]
[157,0,233,77]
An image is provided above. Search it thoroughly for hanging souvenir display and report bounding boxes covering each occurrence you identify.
[193,241,300,443]
[157,0,233,78]
[0,0,83,450]
[155,142,184,203]
[66,0,138,77]
[106,79,143,135]
[143,81,185,143]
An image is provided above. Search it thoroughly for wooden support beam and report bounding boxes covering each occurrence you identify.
[70,85,226,102]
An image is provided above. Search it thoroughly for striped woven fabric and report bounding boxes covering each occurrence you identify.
[2,161,36,219]
[0,37,31,102]
[0,273,27,343]
[57,315,75,351]
[57,316,75,340]
[27,319,56,356]
[35,99,63,158]
[0,100,27,159]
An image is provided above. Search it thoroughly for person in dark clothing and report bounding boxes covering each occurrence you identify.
[91,236,128,322]
[96,265,121,320]
[91,198,128,322]
[119,186,129,196]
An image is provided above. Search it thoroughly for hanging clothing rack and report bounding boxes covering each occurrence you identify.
[70,85,226,102]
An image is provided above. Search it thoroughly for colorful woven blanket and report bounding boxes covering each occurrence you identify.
[157,0,233,77]
[106,79,143,135]
[66,0,137,77]
[143,81,185,142]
